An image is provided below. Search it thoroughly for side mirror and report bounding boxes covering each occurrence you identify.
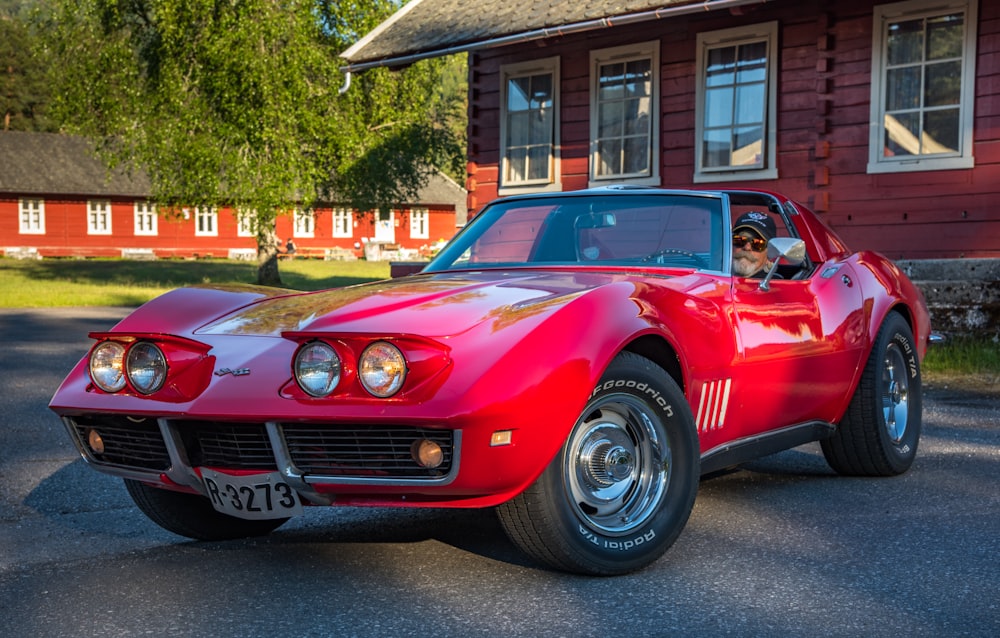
[759,238,806,291]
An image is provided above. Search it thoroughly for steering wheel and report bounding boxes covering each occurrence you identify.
[641,248,708,269]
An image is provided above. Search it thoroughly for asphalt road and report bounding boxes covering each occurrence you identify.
[1,307,998,638]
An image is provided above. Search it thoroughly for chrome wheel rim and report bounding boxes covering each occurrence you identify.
[563,395,671,535]
[882,342,910,443]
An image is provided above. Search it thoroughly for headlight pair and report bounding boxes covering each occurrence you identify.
[294,340,407,398]
[89,340,168,395]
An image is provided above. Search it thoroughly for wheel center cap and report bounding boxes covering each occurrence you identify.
[604,446,635,481]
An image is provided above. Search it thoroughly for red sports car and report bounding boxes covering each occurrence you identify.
[50,187,934,575]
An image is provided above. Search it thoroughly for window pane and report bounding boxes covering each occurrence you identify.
[887,19,924,65]
[623,137,649,174]
[704,86,734,129]
[735,83,765,125]
[736,42,767,83]
[733,126,763,167]
[702,129,730,168]
[531,74,553,109]
[597,139,622,175]
[925,60,962,106]
[529,108,552,143]
[624,59,651,97]
[527,146,549,180]
[508,77,530,111]
[924,108,959,153]
[624,97,651,135]
[508,111,529,145]
[886,67,921,111]
[884,112,919,157]
[506,147,527,182]
[599,101,623,138]
[927,14,963,60]
[706,47,735,87]
[599,63,625,101]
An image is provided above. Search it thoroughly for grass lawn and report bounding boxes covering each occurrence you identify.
[2,256,996,390]
[0,257,391,307]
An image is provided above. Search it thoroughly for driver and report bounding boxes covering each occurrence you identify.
[732,211,776,278]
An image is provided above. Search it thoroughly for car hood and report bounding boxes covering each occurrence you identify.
[192,270,661,339]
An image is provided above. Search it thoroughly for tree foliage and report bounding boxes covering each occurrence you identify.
[38,0,464,285]
[1,2,55,131]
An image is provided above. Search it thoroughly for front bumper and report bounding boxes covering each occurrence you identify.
[63,415,460,506]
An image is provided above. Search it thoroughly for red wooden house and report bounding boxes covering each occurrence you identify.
[342,0,999,260]
[0,131,466,260]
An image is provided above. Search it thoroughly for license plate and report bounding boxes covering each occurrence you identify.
[200,469,304,520]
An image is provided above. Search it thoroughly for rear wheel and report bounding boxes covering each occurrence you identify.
[497,352,699,575]
[822,312,922,476]
[125,479,288,540]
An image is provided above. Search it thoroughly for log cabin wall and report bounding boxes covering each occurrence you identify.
[465,0,999,260]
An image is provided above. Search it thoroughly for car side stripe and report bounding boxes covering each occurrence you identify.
[697,378,732,432]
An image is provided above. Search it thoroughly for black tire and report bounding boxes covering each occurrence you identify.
[124,479,288,540]
[497,352,699,575]
[822,312,922,476]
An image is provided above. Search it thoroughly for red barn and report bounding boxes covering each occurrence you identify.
[0,131,466,260]
[342,0,1000,260]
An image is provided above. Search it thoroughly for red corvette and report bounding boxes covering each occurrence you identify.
[50,187,933,575]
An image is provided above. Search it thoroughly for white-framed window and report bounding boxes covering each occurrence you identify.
[499,56,560,194]
[868,0,977,173]
[19,198,45,234]
[87,200,112,235]
[194,207,218,236]
[410,208,429,239]
[293,208,315,238]
[694,21,778,182]
[236,211,255,237]
[332,207,353,238]
[134,201,157,236]
[590,41,660,185]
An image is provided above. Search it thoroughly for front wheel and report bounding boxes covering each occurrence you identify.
[497,352,699,575]
[125,479,288,540]
[822,312,922,476]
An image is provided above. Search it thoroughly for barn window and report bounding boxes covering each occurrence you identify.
[293,208,315,238]
[134,202,157,236]
[868,0,977,173]
[694,22,778,182]
[410,208,429,239]
[194,207,218,236]
[500,57,560,194]
[236,211,255,237]
[87,200,112,235]
[590,42,659,186]
[19,199,45,235]
[332,207,353,238]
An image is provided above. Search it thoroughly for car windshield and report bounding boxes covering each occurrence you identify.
[426,192,725,272]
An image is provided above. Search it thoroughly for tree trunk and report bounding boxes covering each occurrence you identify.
[256,231,284,287]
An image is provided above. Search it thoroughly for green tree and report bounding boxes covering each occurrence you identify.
[38,0,463,285]
[1,3,54,131]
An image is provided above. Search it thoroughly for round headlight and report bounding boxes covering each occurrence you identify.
[89,341,127,393]
[359,342,407,397]
[127,342,168,395]
[294,341,341,397]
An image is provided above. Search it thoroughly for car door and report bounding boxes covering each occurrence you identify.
[725,258,867,437]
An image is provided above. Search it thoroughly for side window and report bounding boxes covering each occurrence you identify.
[589,42,660,186]
[694,22,778,183]
[499,57,560,194]
[87,200,112,235]
[134,201,157,236]
[867,0,977,173]
[19,198,45,234]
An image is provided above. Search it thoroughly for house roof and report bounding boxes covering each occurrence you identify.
[0,131,466,217]
[340,0,770,70]
[0,131,151,198]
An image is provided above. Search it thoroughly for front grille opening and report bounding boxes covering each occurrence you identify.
[282,425,455,478]
[72,415,170,471]
[180,421,278,470]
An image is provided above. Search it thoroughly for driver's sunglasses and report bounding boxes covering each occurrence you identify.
[732,234,768,252]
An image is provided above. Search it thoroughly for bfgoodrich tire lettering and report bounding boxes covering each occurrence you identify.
[125,479,288,540]
[822,312,922,476]
[497,352,699,575]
